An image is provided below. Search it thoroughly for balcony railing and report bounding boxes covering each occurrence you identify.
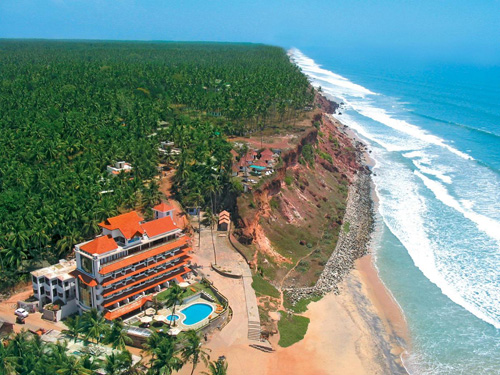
[103,266,187,307]
[101,247,187,285]
[102,257,188,297]
[100,233,183,268]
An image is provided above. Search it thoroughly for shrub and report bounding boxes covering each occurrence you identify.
[278,312,310,347]
[270,197,280,209]
[252,275,280,298]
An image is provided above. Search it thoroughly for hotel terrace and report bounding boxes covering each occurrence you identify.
[70,204,192,320]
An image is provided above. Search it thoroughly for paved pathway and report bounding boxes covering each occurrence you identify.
[191,227,260,341]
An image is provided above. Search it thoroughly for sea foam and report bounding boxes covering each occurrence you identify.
[290,48,500,329]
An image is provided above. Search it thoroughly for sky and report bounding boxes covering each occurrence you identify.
[1,0,499,65]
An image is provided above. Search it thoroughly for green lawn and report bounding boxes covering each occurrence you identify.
[283,294,321,313]
[155,281,219,304]
[277,311,310,348]
[251,275,280,298]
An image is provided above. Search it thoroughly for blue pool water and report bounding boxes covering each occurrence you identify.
[180,303,213,326]
[250,165,266,171]
[166,314,179,322]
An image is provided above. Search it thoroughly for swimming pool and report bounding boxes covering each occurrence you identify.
[166,314,179,322]
[180,303,214,326]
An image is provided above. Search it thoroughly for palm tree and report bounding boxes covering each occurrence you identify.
[141,330,162,357]
[148,336,183,375]
[103,351,132,375]
[0,337,16,375]
[62,315,83,342]
[201,209,218,265]
[55,228,82,257]
[56,356,92,375]
[122,359,147,375]
[80,355,102,374]
[186,192,203,247]
[202,359,228,375]
[180,330,211,375]
[164,284,185,327]
[81,309,109,344]
[106,320,132,350]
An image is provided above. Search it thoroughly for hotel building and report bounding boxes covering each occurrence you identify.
[70,204,192,320]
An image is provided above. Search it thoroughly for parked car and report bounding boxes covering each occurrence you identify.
[14,308,29,319]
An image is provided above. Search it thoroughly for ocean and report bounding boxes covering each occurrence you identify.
[290,48,500,375]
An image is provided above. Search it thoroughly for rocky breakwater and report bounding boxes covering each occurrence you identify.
[284,169,374,304]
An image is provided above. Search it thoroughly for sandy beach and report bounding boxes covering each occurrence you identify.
[188,256,409,375]
[183,226,409,375]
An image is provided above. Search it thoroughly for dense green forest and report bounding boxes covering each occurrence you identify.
[0,40,313,288]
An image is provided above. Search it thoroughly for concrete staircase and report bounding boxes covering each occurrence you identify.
[248,320,261,341]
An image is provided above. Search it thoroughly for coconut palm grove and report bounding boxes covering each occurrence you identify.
[0,40,313,288]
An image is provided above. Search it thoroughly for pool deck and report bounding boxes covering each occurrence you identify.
[185,226,261,348]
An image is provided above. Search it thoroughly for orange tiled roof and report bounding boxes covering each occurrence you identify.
[219,217,230,224]
[99,211,144,240]
[99,236,189,275]
[70,269,98,287]
[219,210,230,217]
[141,216,178,238]
[80,235,118,255]
[261,148,274,157]
[175,275,184,283]
[101,248,192,287]
[104,295,152,320]
[253,160,268,168]
[230,149,239,157]
[103,267,190,308]
[103,260,189,298]
[153,202,175,212]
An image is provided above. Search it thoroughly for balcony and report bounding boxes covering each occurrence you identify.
[101,247,188,286]
[102,257,189,298]
[103,266,188,308]
[99,236,188,277]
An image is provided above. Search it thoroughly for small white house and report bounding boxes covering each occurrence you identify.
[31,260,79,320]
[107,161,133,176]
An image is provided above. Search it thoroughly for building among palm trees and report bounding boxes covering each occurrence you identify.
[31,259,79,319]
[70,208,192,320]
[218,211,230,231]
[106,161,133,176]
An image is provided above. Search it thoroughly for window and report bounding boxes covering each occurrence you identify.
[81,255,93,274]
[77,281,92,308]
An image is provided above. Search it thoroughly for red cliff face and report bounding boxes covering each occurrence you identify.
[234,107,361,269]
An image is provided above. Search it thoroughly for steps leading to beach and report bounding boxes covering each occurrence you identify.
[248,320,261,340]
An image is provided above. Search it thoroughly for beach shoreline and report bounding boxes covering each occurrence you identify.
[339,112,412,372]
[272,111,411,374]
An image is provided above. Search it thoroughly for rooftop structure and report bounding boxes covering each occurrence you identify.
[71,209,192,320]
[31,259,78,314]
[152,202,175,221]
[106,161,132,176]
